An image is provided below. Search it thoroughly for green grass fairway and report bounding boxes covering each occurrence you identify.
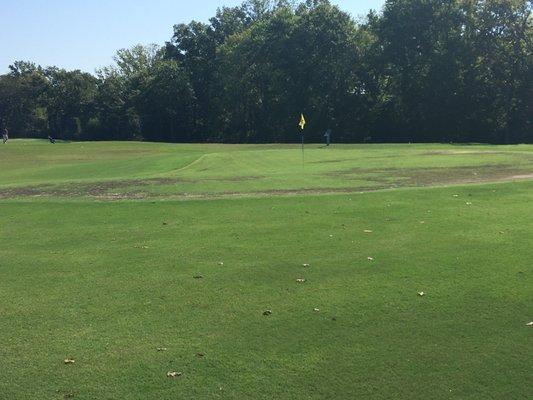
[1,141,532,399]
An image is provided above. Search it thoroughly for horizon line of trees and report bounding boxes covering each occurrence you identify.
[0,0,531,144]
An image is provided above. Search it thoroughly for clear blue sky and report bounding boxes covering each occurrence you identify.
[1,0,385,74]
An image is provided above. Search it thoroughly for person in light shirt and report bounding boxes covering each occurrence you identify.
[2,127,8,144]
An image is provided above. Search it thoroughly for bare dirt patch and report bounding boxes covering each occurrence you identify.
[0,178,176,199]
[421,150,533,162]
[421,150,507,156]
[311,158,354,164]
[0,175,264,200]
[327,165,533,189]
[1,166,532,201]
[511,173,533,180]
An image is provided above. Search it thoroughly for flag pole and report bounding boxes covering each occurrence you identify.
[301,132,305,167]
[299,113,306,168]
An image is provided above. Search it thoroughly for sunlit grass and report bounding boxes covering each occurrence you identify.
[0,141,532,399]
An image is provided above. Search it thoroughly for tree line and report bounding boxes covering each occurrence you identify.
[0,0,531,144]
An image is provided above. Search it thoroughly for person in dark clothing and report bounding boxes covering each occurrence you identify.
[48,135,56,144]
[324,129,331,146]
[2,127,8,144]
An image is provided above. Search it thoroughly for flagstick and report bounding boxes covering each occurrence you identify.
[301,133,305,167]
[298,113,306,168]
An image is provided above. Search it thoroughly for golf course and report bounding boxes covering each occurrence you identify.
[1,140,532,399]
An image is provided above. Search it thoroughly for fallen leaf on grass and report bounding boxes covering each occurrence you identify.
[196,353,205,358]
[364,230,373,234]
[263,310,273,316]
[418,292,426,297]
[367,257,374,261]
[64,359,75,364]
[296,278,306,283]
[167,371,182,378]
[302,263,310,268]
[526,322,533,327]
[157,347,168,352]
[313,308,320,313]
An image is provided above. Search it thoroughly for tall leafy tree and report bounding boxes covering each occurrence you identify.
[0,62,48,136]
[0,0,531,144]
[44,68,98,139]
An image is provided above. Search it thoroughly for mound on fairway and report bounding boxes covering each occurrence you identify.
[0,141,532,400]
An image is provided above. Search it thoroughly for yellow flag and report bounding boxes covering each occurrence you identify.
[299,114,306,130]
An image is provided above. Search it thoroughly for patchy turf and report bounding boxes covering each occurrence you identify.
[1,141,533,199]
[0,141,532,399]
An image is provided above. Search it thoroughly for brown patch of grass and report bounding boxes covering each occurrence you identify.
[401,165,531,186]
[0,175,264,200]
[1,166,532,201]
[511,173,533,179]
[421,150,507,156]
[310,158,354,164]
[328,165,533,187]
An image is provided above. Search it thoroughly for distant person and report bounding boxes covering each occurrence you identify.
[2,127,8,144]
[324,129,331,147]
[48,134,56,144]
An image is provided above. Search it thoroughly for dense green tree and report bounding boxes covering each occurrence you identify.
[0,0,531,143]
[217,1,366,142]
[138,60,196,142]
[467,0,533,143]
[0,62,48,136]
[92,69,132,140]
[369,0,532,143]
[44,68,98,139]
[95,44,163,141]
